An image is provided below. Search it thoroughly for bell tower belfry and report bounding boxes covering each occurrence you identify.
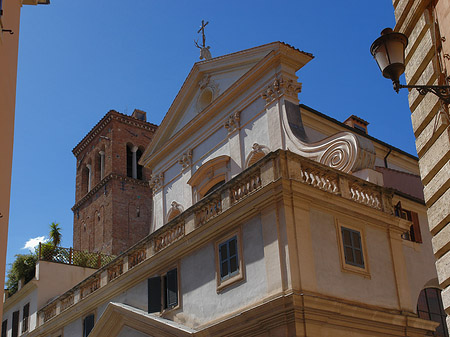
[72,109,157,255]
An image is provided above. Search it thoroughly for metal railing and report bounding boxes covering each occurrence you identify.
[38,243,115,269]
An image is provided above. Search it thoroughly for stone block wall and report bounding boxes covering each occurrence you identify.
[393,0,450,331]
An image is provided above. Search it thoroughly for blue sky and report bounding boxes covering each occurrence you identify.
[6,1,413,269]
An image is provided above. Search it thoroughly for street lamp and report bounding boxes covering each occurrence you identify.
[371,28,450,104]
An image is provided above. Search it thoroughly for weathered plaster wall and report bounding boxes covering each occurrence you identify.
[175,216,266,328]
[310,209,399,309]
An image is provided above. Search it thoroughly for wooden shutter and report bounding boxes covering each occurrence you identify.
[148,276,162,313]
[410,211,422,243]
[12,311,19,337]
[1,320,7,337]
[83,314,94,337]
[166,268,178,309]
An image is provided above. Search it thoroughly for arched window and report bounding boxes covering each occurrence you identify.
[188,155,230,202]
[417,288,448,337]
[127,144,144,180]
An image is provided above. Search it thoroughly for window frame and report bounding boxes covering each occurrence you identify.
[336,220,370,278]
[215,228,244,292]
[148,265,180,314]
[83,312,95,337]
[22,303,30,333]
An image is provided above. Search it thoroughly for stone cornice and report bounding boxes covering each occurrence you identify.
[72,173,149,211]
[72,110,158,157]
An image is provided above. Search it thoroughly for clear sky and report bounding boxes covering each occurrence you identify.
[6,1,413,270]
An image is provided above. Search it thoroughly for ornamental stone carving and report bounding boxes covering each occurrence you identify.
[178,150,193,169]
[245,143,270,168]
[198,75,211,89]
[224,112,241,133]
[149,173,164,192]
[261,77,302,104]
[282,101,376,174]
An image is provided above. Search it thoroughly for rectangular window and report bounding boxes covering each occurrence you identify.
[12,311,19,337]
[219,236,239,280]
[22,303,30,333]
[215,229,244,291]
[1,320,6,337]
[341,227,365,268]
[148,268,178,313]
[395,202,422,243]
[83,314,94,337]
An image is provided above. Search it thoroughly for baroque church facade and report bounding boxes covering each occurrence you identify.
[2,42,446,336]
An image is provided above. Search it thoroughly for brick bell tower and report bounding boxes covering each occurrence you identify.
[72,109,157,255]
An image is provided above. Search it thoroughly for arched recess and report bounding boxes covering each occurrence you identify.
[166,201,184,223]
[416,287,448,337]
[245,143,270,169]
[188,155,230,202]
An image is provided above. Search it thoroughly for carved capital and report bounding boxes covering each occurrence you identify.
[149,172,164,193]
[261,77,302,104]
[178,150,193,169]
[224,111,241,133]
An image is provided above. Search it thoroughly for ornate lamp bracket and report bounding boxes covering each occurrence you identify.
[394,81,450,104]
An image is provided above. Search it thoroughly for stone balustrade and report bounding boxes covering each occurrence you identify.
[37,150,394,325]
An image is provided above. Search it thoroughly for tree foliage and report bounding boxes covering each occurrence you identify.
[5,253,37,295]
[49,222,62,247]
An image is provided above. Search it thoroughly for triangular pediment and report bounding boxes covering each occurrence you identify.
[140,42,313,169]
[89,302,196,337]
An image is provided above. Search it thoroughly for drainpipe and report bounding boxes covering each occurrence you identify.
[384,147,392,168]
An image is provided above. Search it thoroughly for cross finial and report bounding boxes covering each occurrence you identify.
[194,20,212,60]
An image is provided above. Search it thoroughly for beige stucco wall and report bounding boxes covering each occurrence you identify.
[0,0,21,321]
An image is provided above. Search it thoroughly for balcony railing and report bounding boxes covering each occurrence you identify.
[38,243,115,269]
[37,149,394,325]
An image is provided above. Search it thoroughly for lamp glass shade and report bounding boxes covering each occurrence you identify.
[370,29,408,82]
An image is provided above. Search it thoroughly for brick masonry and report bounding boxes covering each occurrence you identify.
[393,0,450,331]
[72,110,157,256]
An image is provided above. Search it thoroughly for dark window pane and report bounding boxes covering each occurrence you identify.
[426,288,442,314]
[230,256,238,273]
[148,276,161,313]
[418,310,429,319]
[22,303,29,333]
[351,231,362,249]
[166,269,178,308]
[83,314,94,337]
[221,261,228,278]
[342,229,352,245]
[12,311,19,337]
[344,246,354,263]
[1,320,7,337]
[417,291,428,312]
[229,237,237,256]
[355,249,364,266]
[220,244,227,261]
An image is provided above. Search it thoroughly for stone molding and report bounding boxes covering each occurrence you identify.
[261,77,302,104]
[72,173,149,211]
[178,150,193,170]
[149,173,164,193]
[224,112,240,133]
[73,110,157,157]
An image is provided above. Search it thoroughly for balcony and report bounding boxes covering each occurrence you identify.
[37,149,394,325]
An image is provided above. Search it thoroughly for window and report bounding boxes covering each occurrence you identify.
[417,288,449,337]
[148,268,179,313]
[188,155,230,202]
[22,303,30,333]
[83,314,95,337]
[395,202,422,243]
[215,230,244,291]
[1,320,7,337]
[127,145,144,180]
[12,311,19,337]
[336,221,369,277]
[341,227,364,268]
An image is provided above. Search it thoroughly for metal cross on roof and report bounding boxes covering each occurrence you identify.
[197,20,209,48]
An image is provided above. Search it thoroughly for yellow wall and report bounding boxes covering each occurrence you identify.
[0,0,22,321]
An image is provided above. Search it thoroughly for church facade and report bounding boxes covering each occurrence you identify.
[2,42,444,336]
